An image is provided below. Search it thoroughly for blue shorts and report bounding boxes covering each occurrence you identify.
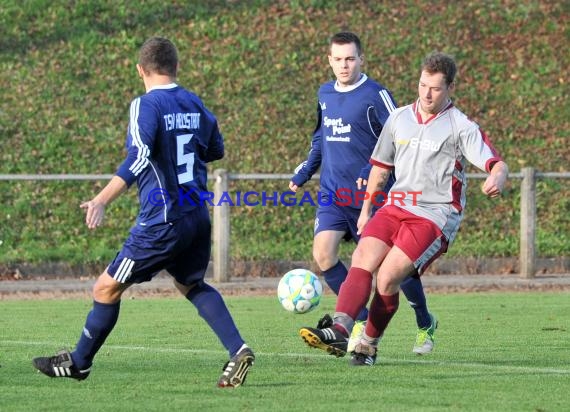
[314,202,362,243]
[107,205,211,286]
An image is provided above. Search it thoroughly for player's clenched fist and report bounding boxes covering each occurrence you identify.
[481,161,509,198]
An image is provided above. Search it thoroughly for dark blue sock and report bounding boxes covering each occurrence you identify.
[71,300,120,369]
[355,306,369,322]
[322,260,347,295]
[400,277,431,328]
[324,261,368,322]
[186,282,245,357]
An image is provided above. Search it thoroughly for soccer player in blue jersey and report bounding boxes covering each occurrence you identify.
[301,52,508,366]
[291,32,437,356]
[32,37,254,388]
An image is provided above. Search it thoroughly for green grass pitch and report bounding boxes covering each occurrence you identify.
[1,292,569,411]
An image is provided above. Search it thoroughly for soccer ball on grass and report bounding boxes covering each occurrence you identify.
[277,269,323,314]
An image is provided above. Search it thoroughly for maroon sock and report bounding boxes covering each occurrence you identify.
[335,267,373,320]
[332,323,350,336]
[365,292,400,339]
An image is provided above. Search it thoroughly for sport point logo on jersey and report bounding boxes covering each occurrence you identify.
[324,116,352,143]
[146,188,422,208]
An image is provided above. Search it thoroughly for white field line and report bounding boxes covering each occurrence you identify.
[4,339,570,376]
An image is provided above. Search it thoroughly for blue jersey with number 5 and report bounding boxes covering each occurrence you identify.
[115,83,224,226]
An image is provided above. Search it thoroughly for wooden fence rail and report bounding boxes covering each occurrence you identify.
[211,168,569,281]
[1,168,568,281]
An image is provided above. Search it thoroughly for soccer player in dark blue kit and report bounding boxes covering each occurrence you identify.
[290,32,437,356]
[32,37,254,388]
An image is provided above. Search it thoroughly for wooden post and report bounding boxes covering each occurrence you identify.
[520,167,536,278]
[213,169,230,282]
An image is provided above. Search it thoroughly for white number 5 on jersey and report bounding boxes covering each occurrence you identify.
[177,133,195,184]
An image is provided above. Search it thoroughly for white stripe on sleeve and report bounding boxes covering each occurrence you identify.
[379,89,397,113]
[128,98,150,176]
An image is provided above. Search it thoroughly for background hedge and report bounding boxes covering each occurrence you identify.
[0,0,568,265]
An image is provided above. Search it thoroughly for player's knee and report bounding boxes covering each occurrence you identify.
[376,272,403,296]
[92,285,121,303]
[313,249,336,271]
[376,282,399,296]
[92,273,125,303]
[350,245,369,267]
[173,279,192,296]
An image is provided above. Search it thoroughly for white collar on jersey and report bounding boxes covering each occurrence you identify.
[334,74,367,92]
[148,83,178,92]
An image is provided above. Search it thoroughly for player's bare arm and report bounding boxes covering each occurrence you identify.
[357,165,390,234]
[80,176,128,230]
[482,160,508,198]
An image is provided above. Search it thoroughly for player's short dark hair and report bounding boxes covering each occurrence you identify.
[329,32,362,56]
[139,37,178,77]
[422,52,457,86]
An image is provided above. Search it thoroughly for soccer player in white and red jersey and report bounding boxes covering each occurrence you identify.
[292,32,437,356]
[300,52,508,365]
[32,37,254,386]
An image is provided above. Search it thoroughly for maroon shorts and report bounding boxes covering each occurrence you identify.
[360,205,448,275]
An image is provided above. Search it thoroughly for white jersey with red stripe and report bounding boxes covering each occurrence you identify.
[370,99,502,244]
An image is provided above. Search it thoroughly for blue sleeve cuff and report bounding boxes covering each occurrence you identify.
[115,163,137,187]
[291,173,308,187]
[359,164,372,180]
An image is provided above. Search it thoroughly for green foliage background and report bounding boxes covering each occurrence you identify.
[0,0,568,265]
